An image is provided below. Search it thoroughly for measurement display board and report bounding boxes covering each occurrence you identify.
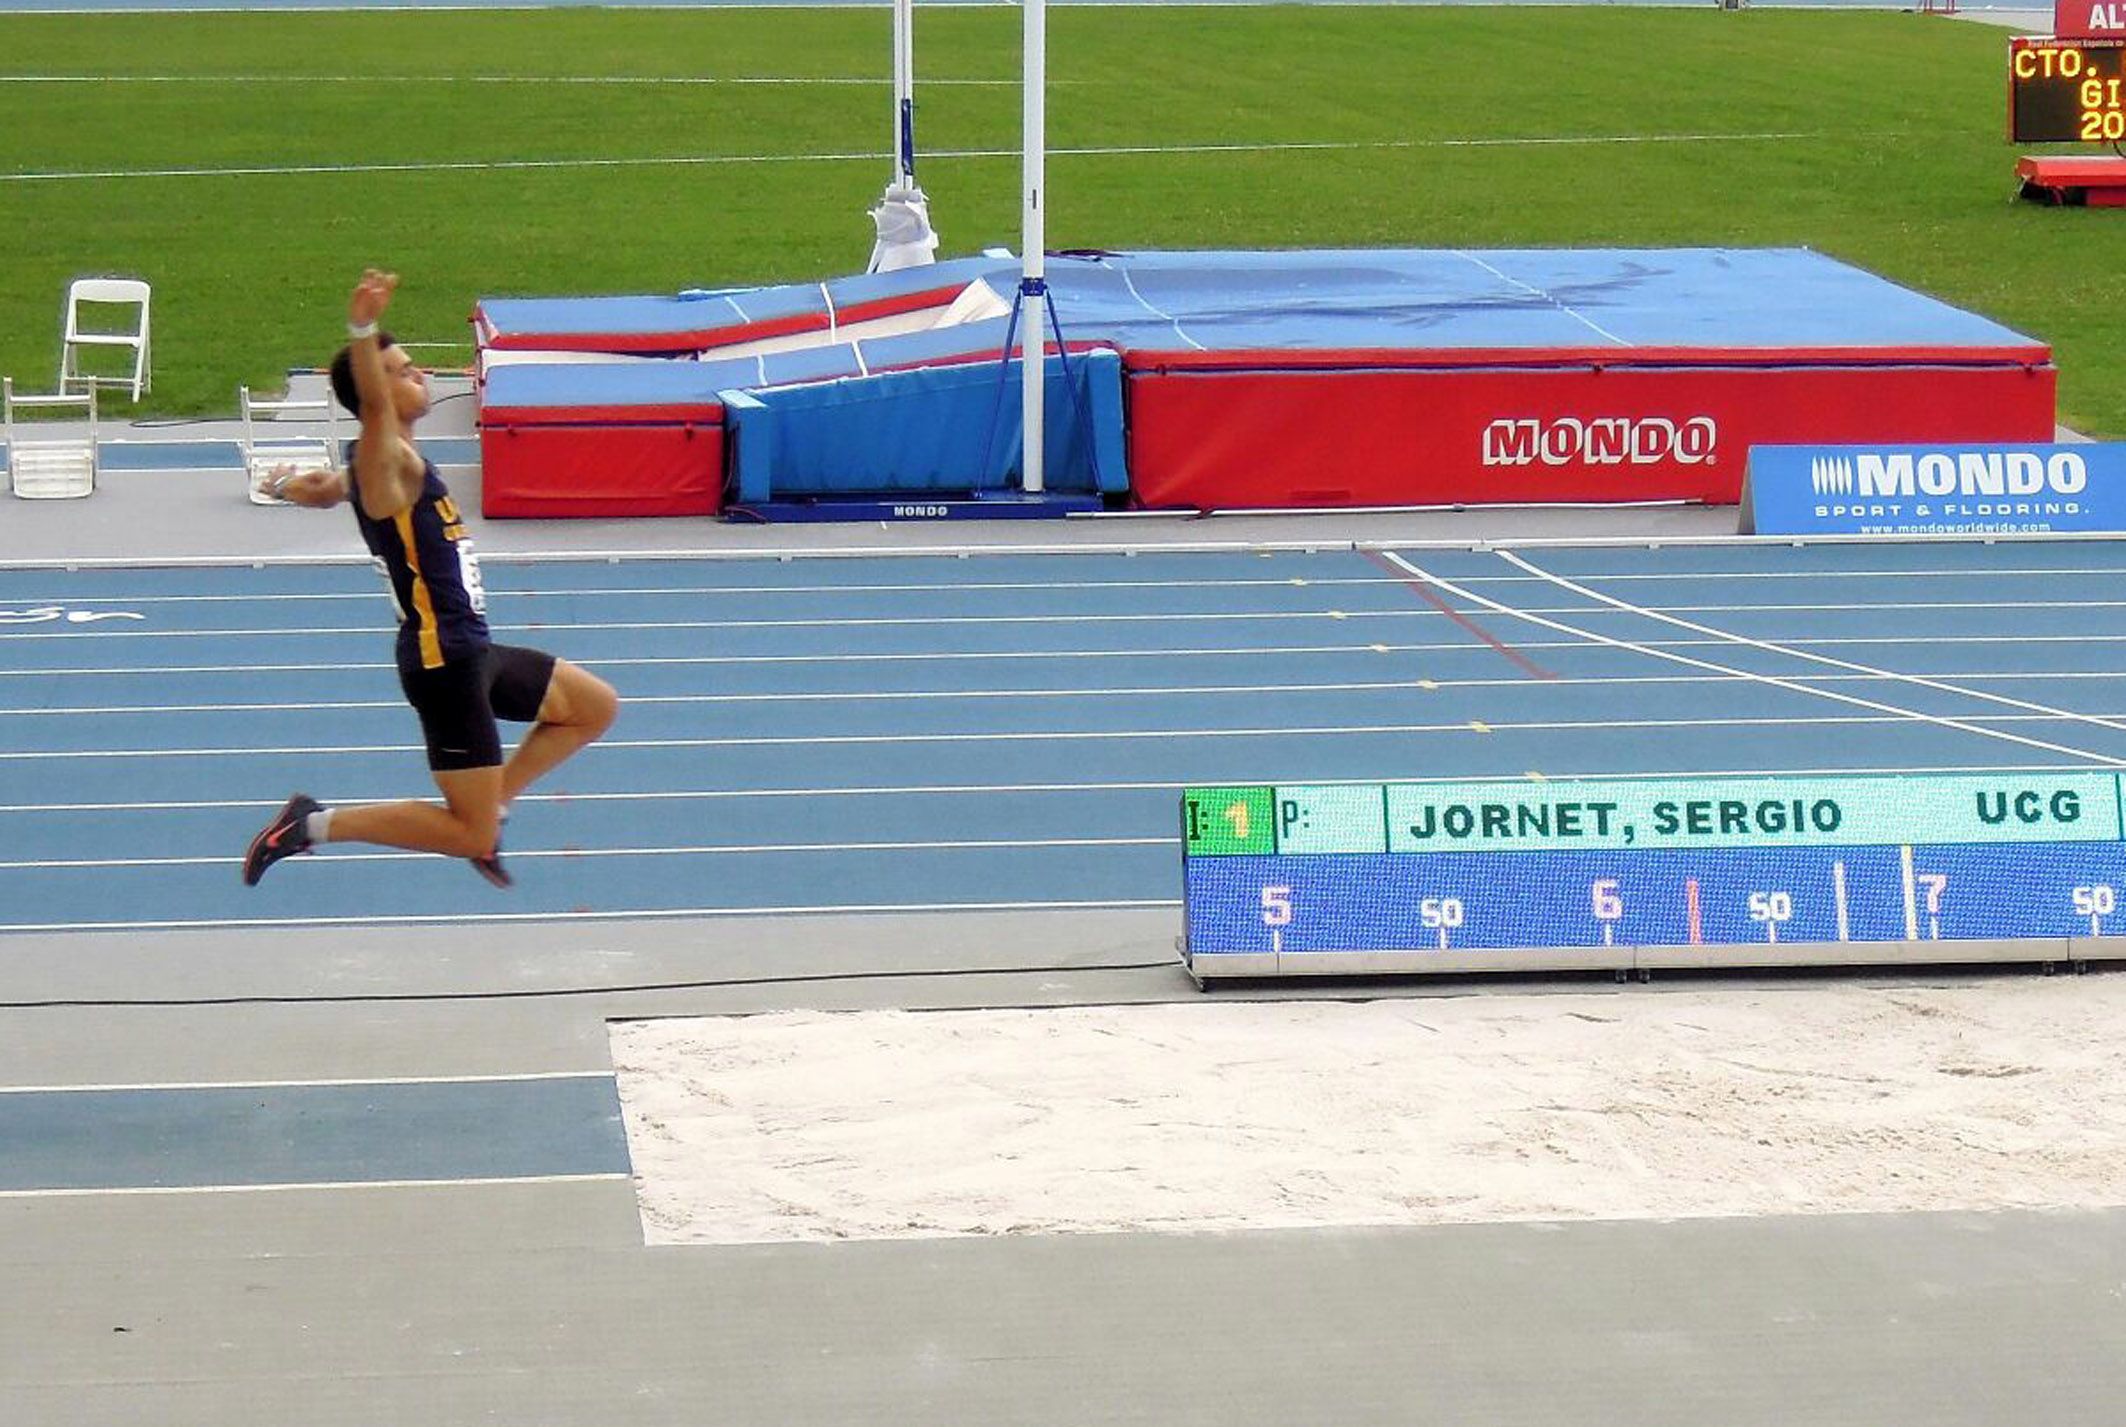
[1180,773,2126,979]
[2010,37,2126,143]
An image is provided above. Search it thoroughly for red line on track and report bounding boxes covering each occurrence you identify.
[1364,552,1557,681]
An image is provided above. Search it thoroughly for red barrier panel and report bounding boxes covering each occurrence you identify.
[2054,0,2124,38]
[1123,359,2056,509]
[479,417,724,518]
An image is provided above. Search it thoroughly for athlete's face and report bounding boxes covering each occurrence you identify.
[382,344,431,422]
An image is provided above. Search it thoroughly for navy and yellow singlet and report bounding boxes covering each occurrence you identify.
[350,451,490,670]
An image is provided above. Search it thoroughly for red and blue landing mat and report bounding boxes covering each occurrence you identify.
[473,248,2054,517]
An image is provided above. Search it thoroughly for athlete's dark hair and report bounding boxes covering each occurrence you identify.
[328,331,398,418]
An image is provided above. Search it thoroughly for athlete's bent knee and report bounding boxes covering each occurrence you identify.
[552,664,618,738]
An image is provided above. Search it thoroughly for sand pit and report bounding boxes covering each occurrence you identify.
[612,976,2126,1243]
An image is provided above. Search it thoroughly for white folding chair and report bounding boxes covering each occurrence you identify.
[240,383,342,505]
[59,277,152,403]
[3,377,98,499]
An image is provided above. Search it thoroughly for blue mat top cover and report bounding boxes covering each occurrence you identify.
[478,248,2048,365]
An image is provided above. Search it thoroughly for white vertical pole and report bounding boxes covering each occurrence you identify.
[1020,0,1046,493]
[892,0,914,187]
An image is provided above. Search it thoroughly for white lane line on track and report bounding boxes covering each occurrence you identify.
[0,1070,606,1094]
[0,835,1168,872]
[1463,567,2126,583]
[4,632,2126,679]
[1498,549,2126,740]
[13,713,2126,762]
[0,896,1182,935]
[4,599,2124,642]
[0,764,2093,816]
[0,1174,633,1201]
[1,575,1412,606]
[0,681,1431,716]
[11,670,2126,718]
[13,565,2124,606]
[0,609,1450,640]
[1378,550,2126,768]
[0,131,1826,185]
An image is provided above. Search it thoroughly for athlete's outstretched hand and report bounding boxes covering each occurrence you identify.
[349,268,398,327]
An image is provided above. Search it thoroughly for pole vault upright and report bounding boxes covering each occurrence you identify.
[868,0,939,273]
[1019,0,1047,492]
[893,0,915,187]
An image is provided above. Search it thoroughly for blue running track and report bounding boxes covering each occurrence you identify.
[4,541,2126,934]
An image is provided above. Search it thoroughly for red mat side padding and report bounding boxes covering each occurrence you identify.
[1123,359,2057,509]
[2015,156,2126,208]
[479,416,724,518]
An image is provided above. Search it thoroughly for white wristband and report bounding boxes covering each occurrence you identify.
[346,319,379,340]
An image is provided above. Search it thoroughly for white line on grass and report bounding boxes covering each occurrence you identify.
[0,131,1827,184]
[0,74,1021,86]
[1376,550,2126,768]
[1498,549,2126,739]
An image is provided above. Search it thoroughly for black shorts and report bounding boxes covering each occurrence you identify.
[397,643,558,772]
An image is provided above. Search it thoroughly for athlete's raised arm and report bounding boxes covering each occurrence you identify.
[345,268,425,520]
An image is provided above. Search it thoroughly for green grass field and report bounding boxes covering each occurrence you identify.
[2,6,2119,436]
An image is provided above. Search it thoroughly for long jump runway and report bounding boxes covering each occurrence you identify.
[5,537,2126,1426]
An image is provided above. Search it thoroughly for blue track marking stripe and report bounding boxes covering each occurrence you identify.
[0,1075,630,1192]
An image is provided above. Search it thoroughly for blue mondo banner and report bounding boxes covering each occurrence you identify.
[1738,442,2126,537]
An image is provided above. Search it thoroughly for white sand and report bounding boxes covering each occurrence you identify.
[611,977,2126,1243]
